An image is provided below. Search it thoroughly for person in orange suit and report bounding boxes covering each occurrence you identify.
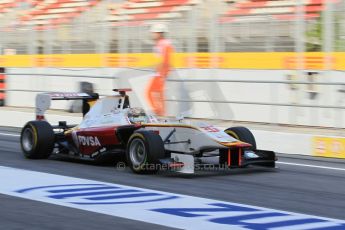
[146,23,174,116]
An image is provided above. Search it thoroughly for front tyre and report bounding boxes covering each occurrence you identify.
[20,121,55,159]
[225,126,257,150]
[126,131,165,174]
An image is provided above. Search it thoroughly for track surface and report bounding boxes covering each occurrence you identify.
[0,128,345,230]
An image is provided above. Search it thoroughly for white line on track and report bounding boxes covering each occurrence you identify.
[0,132,20,137]
[277,161,345,171]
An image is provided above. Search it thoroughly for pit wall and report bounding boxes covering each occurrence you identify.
[5,67,345,128]
[1,52,345,159]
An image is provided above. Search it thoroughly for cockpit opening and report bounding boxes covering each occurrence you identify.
[127,107,149,124]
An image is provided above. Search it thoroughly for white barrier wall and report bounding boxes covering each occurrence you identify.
[5,67,345,128]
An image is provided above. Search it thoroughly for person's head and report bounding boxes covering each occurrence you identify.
[150,23,168,41]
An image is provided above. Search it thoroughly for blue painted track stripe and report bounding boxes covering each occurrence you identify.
[16,184,103,193]
[86,192,161,200]
[48,189,139,199]
[3,167,343,230]
[47,186,118,194]
[72,195,179,205]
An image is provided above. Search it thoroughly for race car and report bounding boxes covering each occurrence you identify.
[20,89,276,174]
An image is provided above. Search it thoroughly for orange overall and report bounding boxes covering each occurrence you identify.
[146,38,174,116]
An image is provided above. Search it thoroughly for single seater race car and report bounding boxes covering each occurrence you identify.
[20,89,276,174]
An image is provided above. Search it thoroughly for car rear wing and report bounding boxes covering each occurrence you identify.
[35,92,99,120]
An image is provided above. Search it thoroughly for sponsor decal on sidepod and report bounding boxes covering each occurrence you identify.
[78,136,101,147]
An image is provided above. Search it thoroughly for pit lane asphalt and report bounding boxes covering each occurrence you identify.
[0,128,344,230]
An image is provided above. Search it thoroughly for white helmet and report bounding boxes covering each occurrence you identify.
[150,23,168,33]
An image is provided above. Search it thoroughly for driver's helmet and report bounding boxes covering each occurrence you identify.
[128,107,148,124]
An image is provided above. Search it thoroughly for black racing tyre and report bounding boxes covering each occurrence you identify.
[225,126,257,150]
[126,130,165,174]
[20,121,55,159]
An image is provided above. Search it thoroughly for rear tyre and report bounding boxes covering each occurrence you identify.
[20,121,55,159]
[225,126,256,150]
[126,130,165,174]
